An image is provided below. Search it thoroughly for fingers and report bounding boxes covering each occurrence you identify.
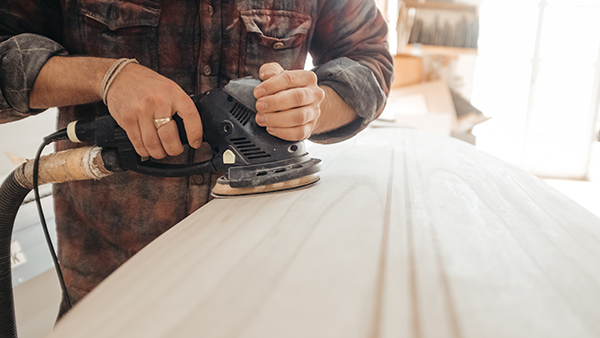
[116,103,172,159]
[266,124,315,141]
[106,63,203,159]
[254,69,317,99]
[140,114,169,159]
[253,68,325,141]
[258,62,284,81]
[255,86,321,113]
[155,120,182,157]
[171,92,203,149]
[118,116,150,158]
[255,106,319,141]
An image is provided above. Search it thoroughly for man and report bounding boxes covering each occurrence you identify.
[0,0,393,315]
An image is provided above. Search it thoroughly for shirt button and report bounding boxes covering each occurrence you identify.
[273,42,285,50]
[191,175,204,185]
[207,5,213,16]
[203,65,211,76]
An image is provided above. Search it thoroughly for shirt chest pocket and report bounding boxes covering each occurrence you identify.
[240,10,312,77]
[77,0,160,68]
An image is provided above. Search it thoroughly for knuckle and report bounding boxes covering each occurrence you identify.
[121,119,136,130]
[314,106,322,121]
[142,93,158,107]
[282,72,294,87]
[292,129,305,141]
[316,86,325,101]
[130,140,148,157]
[295,109,310,125]
[167,84,185,101]
[308,71,318,84]
[158,128,184,155]
[120,111,138,125]
[294,89,308,103]
[145,137,162,149]
[130,138,145,149]
[301,125,311,140]
[286,126,309,141]
[159,131,177,144]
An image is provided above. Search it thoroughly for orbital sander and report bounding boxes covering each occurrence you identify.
[67,77,322,197]
[0,78,323,338]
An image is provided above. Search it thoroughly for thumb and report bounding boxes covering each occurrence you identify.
[259,62,284,81]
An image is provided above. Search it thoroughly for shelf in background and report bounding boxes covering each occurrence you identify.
[397,1,480,53]
[403,0,478,13]
[401,43,478,56]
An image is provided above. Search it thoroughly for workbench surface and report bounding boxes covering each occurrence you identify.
[48,127,600,338]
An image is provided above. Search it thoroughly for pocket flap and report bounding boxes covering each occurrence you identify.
[80,0,160,31]
[241,10,312,47]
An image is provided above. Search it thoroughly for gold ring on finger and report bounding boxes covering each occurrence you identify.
[154,117,172,129]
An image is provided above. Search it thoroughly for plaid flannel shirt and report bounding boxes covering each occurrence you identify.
[0,0,393,312]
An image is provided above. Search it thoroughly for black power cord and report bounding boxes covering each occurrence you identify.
[33,129,72,311]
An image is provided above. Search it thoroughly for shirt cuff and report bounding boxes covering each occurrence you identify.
[310,57,386,143]
[0,33,68,116]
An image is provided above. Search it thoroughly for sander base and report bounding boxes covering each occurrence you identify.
[211,173,320,198]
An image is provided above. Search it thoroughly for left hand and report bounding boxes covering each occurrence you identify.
[253,63,325,141]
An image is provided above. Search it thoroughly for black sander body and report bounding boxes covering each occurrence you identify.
[69,77,322,197]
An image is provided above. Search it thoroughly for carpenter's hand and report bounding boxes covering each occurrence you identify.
[253,63,325,141]
[105,63,202,159]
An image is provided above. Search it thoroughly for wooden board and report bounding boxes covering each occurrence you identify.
[46,127,600,338]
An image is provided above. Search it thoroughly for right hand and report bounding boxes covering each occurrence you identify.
[105,62,203,159]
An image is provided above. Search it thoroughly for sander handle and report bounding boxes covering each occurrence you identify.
[67,113,228,177]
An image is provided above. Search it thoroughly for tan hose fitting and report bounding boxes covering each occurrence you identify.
[13,146,113,189]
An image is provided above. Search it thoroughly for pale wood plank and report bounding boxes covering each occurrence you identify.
[379,130,600,338]
[46,128,600,338]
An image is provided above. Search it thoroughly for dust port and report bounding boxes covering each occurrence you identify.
[274,168,286,173]
[288,145,298,153]
[256,171,268,176]
[291,164,303,169]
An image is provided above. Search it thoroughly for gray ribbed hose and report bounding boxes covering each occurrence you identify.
[0,146,112,338]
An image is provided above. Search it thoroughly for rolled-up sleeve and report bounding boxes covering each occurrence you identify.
[1,0,66,123]
[0,34,67,122]
[309,0,393,144]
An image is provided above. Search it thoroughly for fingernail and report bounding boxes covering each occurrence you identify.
[254,87,266,98]
[256,114,266,125]
[192,140,202,148]
[256,101,267,111]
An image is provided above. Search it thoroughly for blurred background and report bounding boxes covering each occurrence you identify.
[376,0,600,216]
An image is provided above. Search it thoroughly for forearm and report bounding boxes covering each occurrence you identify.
[312,85,357,135]
[307,0,393,143]
[31,55,204,158]
[0,33,67,120]
[29,56,115,109]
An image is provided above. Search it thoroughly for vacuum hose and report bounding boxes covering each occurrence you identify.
[0,146,112,338]
[0,172,31,338]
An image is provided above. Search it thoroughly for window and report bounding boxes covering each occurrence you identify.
[472,0,600,179]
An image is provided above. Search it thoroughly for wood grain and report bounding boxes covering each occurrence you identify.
[47,128,600,338]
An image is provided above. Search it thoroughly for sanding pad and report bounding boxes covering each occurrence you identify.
[211,173,320,198]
